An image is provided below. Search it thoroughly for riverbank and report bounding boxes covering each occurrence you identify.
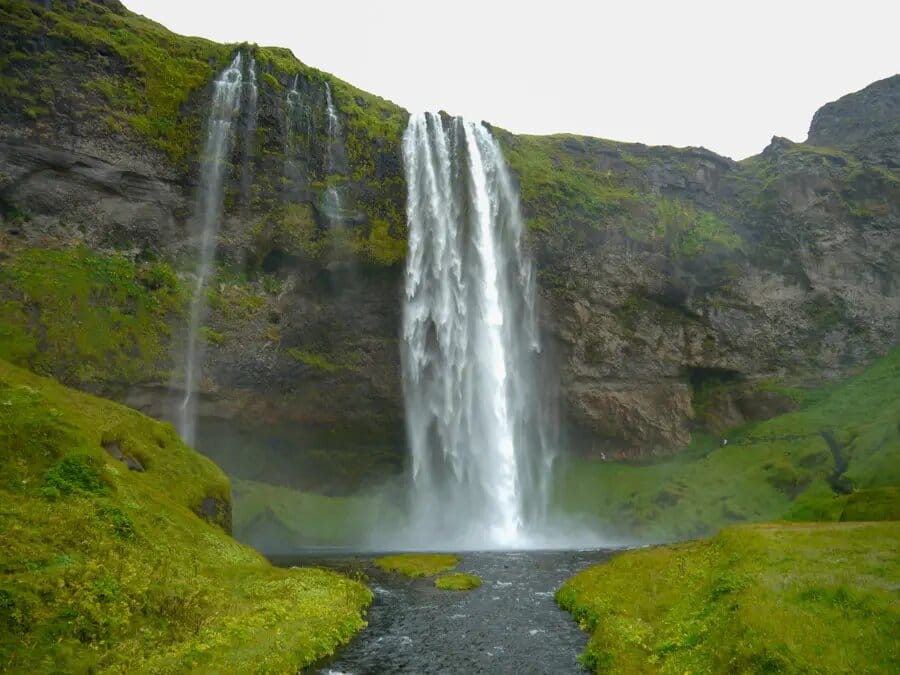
[293,550,614,674]
[558,521,900,673]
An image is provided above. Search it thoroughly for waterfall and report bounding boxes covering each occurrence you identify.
[323,81,345,224]
[324,80,340,172]
[401,112,554,549]
[285,75,300,144]
[240,56,258,207]
[176,53,244,446]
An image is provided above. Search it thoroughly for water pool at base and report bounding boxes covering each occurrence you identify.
[275,549,616,675]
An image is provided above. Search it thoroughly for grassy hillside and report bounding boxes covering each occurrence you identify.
[552,347,900,542]
[0,359,371,673]
[558,521,900,673]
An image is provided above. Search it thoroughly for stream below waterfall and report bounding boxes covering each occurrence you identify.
[275,549,616,674]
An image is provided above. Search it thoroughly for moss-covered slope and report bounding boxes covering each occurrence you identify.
[0,244,186,387]
[558,521,900,673]
[553,346,900,541]
[0,359,371,672]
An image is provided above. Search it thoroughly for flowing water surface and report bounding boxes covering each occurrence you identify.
[277,549,616,675]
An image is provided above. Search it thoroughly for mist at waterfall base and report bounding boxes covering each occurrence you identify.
[172,59,612,551]
[228,114,613,553]
[397,112,553,550]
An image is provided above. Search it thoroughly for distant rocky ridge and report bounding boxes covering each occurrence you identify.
[0,1,898,478]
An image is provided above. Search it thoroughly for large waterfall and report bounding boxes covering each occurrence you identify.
[177,53,244,446]
[402,112,554,549]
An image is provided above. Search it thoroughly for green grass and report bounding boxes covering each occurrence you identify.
[557,521,900,673]
[0,359,371,672]
[499,133,642,234]
[841,487,900,522]
[374,554,460,577]
[434,572,482,591]
[0,246,186,386]
[552,347,900,541]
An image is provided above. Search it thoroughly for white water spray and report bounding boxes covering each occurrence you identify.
[177,54,244,446]
[401,112,554,549]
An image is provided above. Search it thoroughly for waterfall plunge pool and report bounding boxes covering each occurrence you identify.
[273,549,617,675]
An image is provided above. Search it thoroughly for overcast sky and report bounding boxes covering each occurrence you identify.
[123,0,897,160]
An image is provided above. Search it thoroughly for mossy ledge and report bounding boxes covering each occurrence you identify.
[374,553,460,577]
[558,521,900,673]
[0,359,371,672]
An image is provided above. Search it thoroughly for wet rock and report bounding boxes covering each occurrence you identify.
[195,496,232,534]
[102,439,145,472]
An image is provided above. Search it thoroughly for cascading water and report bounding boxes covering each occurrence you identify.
[285,75,300,145]
[324,80,340,172]
[240,56,258,206]
[401,112,555,549]
[176,53,244,446]
[323,81,346,226]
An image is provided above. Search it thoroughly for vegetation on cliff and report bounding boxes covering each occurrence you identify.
[0,359,371,672]
[558,521,900,673]
[0,245,186,387]
[1,0,409,271]
[0,0,230,163]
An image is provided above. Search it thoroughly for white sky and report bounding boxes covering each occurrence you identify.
[123,0,898,160]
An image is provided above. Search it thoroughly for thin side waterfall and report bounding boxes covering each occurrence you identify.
[176,53,244,446]
[240,56,258,206]
[323,81,346,225]
[285,75,300,146]
[324,80,340,172]
[401,112,554,549]
[284,75,305,180]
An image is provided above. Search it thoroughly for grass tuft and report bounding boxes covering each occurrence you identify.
[374,553,460,577]
[434,572,482,591]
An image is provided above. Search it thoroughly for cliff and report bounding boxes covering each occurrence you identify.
[1,1,898,483]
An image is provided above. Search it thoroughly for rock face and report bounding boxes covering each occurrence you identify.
[807,74,900,159]
[1,2,898,473]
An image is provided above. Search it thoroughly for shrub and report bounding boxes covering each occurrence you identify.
[43,454,107,496]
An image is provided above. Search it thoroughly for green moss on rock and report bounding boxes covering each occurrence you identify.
[0,246,186,386]
[1,0,232,163]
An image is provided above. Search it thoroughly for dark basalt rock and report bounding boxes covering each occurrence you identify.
[102,439,145,473]
[196,496,232,534]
